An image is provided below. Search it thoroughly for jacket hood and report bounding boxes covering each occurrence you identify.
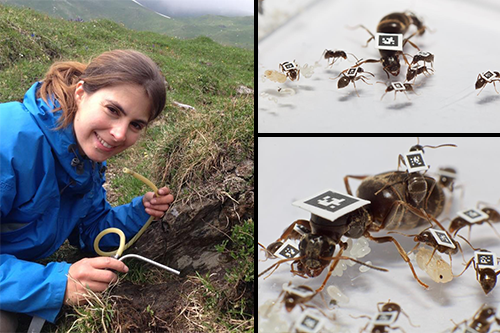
[22,82,99,193]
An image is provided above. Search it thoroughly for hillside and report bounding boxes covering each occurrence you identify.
[0,3,254,332]
[1,0,254,49]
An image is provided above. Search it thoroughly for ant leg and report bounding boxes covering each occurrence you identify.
[403,91,411,100]
[352,58,381,68]
[344,175,370,196]
[380,91,388,101]
[352,79,360,97]
[397,154,407,171]
[258,256,303,279]
[315,246,345,292]
[277,219,312,243]
[365,232,429,289]
[477,84,487,96]
[493,80,500,94]
[403,32,421,51]
[347,24,375,47]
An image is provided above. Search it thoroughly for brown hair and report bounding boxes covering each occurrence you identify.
[38,50,166,128]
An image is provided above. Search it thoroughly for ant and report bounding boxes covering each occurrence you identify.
[448,204,500,239]
[406,63,434,82]
[435,167,458,192]
[332,66,374,97]
[322,50,358,67]
[451,304,500,333]
[358,300,418,332]
[380,82,417,100]
[475,70,500,95]
[258,218,388,293]
[410,51,434,68]
[279,61,300,81]
[458,237,500,295]
[351,11,427,77]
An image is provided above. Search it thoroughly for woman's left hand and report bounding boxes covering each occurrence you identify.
[142,187,174,218]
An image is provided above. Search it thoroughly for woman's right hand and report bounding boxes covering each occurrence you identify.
[64,257,129,305]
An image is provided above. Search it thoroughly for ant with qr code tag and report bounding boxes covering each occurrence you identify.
[357,300,418,332]
[451,304,500,332]
[279,61,300,81]
[380,82,417,100]
[475,70,500,95]
[331,66,374,97]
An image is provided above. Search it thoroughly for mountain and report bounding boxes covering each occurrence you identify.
[0,0,254,49]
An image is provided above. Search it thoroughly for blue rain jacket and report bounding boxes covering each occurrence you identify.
[0,82,151,323]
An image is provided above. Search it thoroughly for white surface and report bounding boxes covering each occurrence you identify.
[257,0,500,133]
[258,137,500,332]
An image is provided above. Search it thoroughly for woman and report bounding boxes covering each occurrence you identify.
[0,49,173,330]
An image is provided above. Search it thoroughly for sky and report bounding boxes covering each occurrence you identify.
[131,0,254,17]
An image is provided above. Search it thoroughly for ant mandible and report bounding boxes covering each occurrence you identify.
[350,11,427,77]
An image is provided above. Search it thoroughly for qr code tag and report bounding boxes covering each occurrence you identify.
[274,239,300,261]
[404,150,428,173]
[282,283,315,299]
[457,208,489,223]
[292,189,370,223]
[346,67,359,77]
[475,251,497,270]
[282,61,297,71]
[372,311,398,326]
[294,309,325,333]
[429,228,456,249]
[391,82,406,91]
[481,70,495,83]
[375,33,403,51]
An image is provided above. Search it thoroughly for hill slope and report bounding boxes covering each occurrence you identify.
[1,0,254,49]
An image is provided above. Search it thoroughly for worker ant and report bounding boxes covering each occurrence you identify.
[358,300,418,332]
[475,70,500,95]
[435,167,458,192]
[351,11,427,77]
[380,82,417,100]
[410,51,434,68]
[406,63,434,82]
[279,61,300,81]
[322,49,358,67]
[448,204,500,239]
[332,66,374,97]
[258,190,390,293]
[451,304,500,333]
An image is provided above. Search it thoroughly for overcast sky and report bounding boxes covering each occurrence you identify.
[132,0,254,17]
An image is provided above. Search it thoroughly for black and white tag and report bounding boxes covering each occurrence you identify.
[475,251,497,270]
[292,189,370,222]
[391,82,406,91]
[375,33,403,51]
[346,67,359,77]
[429,228,456,249]
[372,311,399,326]
[416,51,432,58]
[281,61,297,72]
[457,208,489,223]
[404,150,428,173]
[282,283,316,299]
[481,70,495,83]
[294,309,325,333]
[274,239,300,261]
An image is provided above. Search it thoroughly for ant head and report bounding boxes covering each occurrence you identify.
[299,234,336,273]
[381,302,401,313]
[406,68,417,82]
[323,49,334,59]
[344,207,372,238]
[479,268,497,294]
[381,55,400,76]
[482,208,500,223]
[338,76,350,89]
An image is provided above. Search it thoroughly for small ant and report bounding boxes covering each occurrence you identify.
[322,50,358,67]
[475,70,500,95]
[380,82,417,100]
[406,63,434,82]
[358,300,418,332]
[410,51,434,68]
[448,204,500,239]
[279,61,300,81]
[451,304,500,333]
[332,66,374,97]
[458,238,500,295]
[435,167,458,192]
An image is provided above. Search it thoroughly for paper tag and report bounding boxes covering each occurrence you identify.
[457,208,489,223]
[475,251,497,270]
[281,61,297,72]
[404,150,428,173]
[274,239,300,260]
[346,67,359,77]
[416,51,431,58]
[429,228,456,249]
[481,70,495,83]
[391,82,407,91]
[372,311,399,325]
[292,189,370,222]
[282,283,315,299]
[294,309,325,333]
[375,33,403,51]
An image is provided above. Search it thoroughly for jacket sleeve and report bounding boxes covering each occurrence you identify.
[0,254,70,323]
[70,179,152,254]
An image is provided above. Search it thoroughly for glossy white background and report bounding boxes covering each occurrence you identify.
[257,0,500,133]
[258,137,500,332]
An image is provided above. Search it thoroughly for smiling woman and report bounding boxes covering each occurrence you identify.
[0,50,173,331]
